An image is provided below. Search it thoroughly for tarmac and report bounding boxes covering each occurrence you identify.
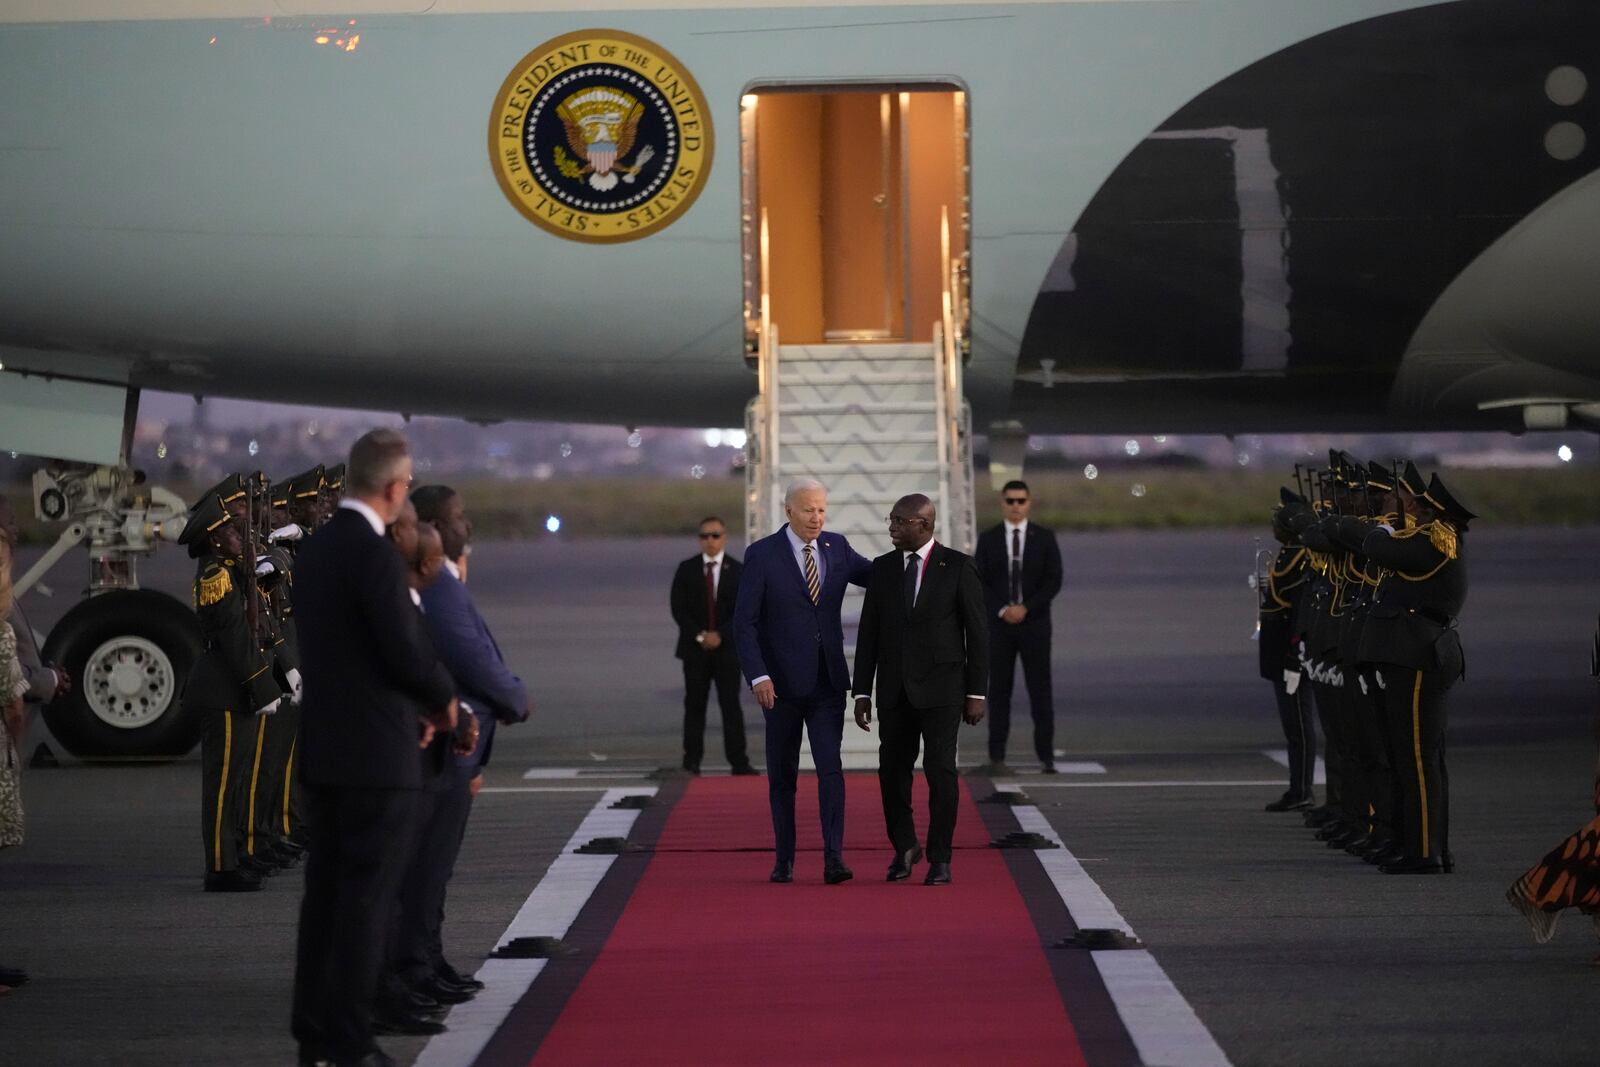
[2,526,1596,1066]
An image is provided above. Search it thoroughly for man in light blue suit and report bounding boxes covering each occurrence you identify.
[734,477,872,885]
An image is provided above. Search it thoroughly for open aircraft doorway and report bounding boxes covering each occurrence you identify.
[740,84,969,350]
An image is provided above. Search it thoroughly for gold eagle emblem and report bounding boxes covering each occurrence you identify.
[553,87,657,191]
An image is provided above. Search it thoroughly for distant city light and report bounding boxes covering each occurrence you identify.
[704,429,723,447]
[1124,439,1140,457]
[726,429,747,449]
[558,442,573,458]
[1558,444,1574,462]
[690,465,707,479]
[1083,464,1098,480]
[1153,435,1167,444]
[627,431,643,449]
[248,439,259,457]
[1237,452,1251,467]
[1131,483,1147,498]
[545,515,561,533]
[157,442,168,459]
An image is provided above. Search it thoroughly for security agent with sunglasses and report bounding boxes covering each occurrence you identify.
[670,517,756,775]
[972,480,1063,774]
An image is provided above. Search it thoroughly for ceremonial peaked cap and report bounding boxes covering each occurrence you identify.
[1398,460,1427,497]
[200,472,246,506]
[1423,473,1478,529]
[1279,486,1307,507]
[285,465,325,501]
[269,475,292,509]
[177,493,230,547]
[1366,461,1395,492]
[323,463,345,492]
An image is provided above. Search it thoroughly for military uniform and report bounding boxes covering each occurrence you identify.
[1355,466,1473,873]
[257,475,307,854]
[1260,488,1315,810]
[181,493,287,892]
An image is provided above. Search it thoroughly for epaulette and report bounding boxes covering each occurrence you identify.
[196,562,233,608]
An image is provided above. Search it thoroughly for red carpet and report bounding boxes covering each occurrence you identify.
[530,774,1090,1066]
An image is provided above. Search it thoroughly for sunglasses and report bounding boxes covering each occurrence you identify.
[698,531,725,539]
[1003,497,1028,505]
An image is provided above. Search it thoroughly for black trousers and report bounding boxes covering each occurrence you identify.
[255,704,304,847]
[1378,665,1453,862]
[879,695,962,863]
[987,619,1054,764]
[682,645,748,770]
[1307,676,1347,815]
[199,707,254,874]
[1269,677,1316,801]
[391,777,473,986]
[292,785,419,1060]
[1352,667,1397,843]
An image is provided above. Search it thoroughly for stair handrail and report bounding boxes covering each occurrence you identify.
[939,205,977,554]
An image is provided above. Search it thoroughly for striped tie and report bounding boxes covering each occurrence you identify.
[803,543,820,605]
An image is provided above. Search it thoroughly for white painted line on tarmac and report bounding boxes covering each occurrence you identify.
[1262,748,1328,785]
[481,786,620,793]
[1019,779,1285,788]
[412,786,657,1067]
[1008,804,1232,1067]
[522,767,654,779]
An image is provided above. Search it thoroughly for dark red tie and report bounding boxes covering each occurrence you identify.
[704,561,717,630]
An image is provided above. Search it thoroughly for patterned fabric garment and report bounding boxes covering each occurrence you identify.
[0,622,26,849]
[1506,777,1600,944]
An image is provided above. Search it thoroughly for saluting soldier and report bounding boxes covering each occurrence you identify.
[1260,488,1316,812]
[250,472,307,864]
[1354,462,1474,874]
[182,492,289,892]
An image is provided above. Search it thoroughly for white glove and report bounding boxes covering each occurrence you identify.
[268,524,304,543]
[254,558,278,577]
[286,669,303,706]
[255,697,281,716]
[1283,669,1301,695]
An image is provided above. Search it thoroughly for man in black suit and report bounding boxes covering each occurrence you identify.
[973,480,1063,774]
[852,494,988,886]
[670,516,755,776]
[290,429,458,1067]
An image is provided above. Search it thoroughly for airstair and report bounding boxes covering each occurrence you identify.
[743,209,975,766]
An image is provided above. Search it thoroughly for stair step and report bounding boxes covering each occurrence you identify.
[779,343,933,362]
[777,368,937,387]
[774,461,944,476]
[776,431,939,446]
[777,402,940,417]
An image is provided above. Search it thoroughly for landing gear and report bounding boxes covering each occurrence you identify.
[40,590,204,759]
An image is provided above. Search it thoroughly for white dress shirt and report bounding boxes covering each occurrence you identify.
[701,550,726,598]
[338,497,387,537]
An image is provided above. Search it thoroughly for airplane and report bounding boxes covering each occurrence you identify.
[1,0,1596,758]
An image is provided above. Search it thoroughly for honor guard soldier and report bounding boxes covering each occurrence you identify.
[180,492,289,892]
[1295,468,1355,843]
[1260,488,1316,811]
[284,465,327,535]
[250,472,308,864]
[1354,462,1474,874]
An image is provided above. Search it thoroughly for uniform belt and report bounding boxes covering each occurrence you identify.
[1409,606,1455,628]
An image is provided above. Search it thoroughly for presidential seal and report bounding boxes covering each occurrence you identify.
[489,30,714,243]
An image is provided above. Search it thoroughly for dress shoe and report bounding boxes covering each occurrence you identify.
[1326,829,1365,850]
[681,763,701,775]
[730,764,760,776]
[297,1047,331,1067]
[1039,762,1058,774]
[379,989,447,1018]
[1303,805,1338,828]
[414,977,475,1005]
[1314,822,1348,842]
[239,854,278,878]
[1342,834,1374,856]
[371,1010,446,1036]
[0,966,29,987]
[435,964,484,993]
[965,761,1011,777]
[823,853,853,884]
[1264,792,1314,812]
[428,974,480,998]
[1379,855,1445,875]
[886,845,924,881]
[770,860,794,883]
[924,862,952,885]
[203,869,263,893]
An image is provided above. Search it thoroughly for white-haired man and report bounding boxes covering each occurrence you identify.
[733,478,872,884]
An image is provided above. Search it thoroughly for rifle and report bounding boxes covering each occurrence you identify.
[243,476,260,644]
[1293,463,1305,501]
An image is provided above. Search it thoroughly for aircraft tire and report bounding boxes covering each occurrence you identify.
[39,590,205,760]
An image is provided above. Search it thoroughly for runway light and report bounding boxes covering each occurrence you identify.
[545,515,561,533]
[690,465,707,479]
[1153,435,1167,444]
[1236,452,1251,467]
[314,35,330,44]
[704,428,723,447]
[1558,444,1574,462]
[627,431,643,449]
[1131,483,1147,498]
[157,442,168,459]
[248,439,259,457]
[1123,439,1140,457]
[559,442,573,458]
[1083,464,1098,480]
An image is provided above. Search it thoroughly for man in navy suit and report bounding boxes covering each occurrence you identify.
[734,477,872,885]
[973,480,1063,774]
[413,485,531,996]
[290,429,457,1067]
